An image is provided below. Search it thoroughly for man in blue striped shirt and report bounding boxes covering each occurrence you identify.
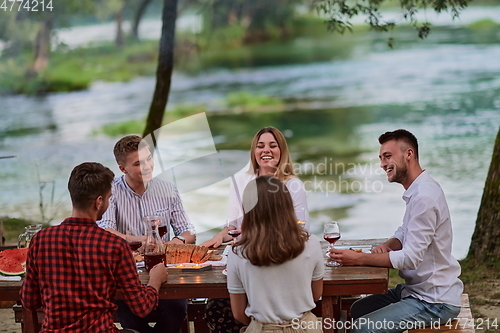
[98,134,196,333]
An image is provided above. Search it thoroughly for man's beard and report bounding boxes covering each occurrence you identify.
[391,160,408,184]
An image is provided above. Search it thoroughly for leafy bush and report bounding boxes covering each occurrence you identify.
[167,104,207,121]
[225,91,283,110]
[467,19,500,30]
[97,120,145,137]
[0,217,49,244]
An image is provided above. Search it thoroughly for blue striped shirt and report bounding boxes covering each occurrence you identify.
[97,175,195,240]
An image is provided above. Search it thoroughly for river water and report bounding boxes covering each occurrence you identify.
[1,8,500,259]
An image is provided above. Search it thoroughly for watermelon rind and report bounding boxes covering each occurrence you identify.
[0,263,25,276]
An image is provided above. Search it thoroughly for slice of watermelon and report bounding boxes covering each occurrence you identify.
[0,248,28,261]
[0,260,24,275]
[0,248,28,276]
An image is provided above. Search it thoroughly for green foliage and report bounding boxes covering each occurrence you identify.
[290,15,331,37]
[459,258,500,284]
[167,104,208,120]
[199,23,247,48]
[316,0,471,41]
[224,91,283,110]
[95,91,285,137]
[0,41,158,94]
[201,0,302,44]
[0,217,50,243]
[95,104,206,137]
[388,268,405,288]
[96,120,145,137]
[467,18,500,30]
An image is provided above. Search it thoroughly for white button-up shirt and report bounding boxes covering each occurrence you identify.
[389,171,463,306]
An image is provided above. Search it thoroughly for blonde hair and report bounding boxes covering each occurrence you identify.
[248,127,296,181]
[233,176,308,266]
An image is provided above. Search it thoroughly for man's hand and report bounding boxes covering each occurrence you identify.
[330,248,394,268]
[371,244,393,253]
[372,238,402,253]
[166,238,185,245]
[148,264,168,292]
[329,249,363,266]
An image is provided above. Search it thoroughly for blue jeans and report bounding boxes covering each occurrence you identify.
[350,284,460,333]
[116,299,187,333]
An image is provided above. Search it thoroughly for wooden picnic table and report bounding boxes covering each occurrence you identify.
[0,239,389,333]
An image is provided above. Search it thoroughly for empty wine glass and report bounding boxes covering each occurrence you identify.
[324,221,341,267]
[295,207,306,229]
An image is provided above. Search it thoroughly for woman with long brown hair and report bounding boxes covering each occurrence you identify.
[227,176,323,332]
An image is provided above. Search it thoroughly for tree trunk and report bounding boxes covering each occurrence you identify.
[27,18,53,77]
[115,7,125,47]
[467,126,500,262]
[143,0,178,138]
[131,0,154,41]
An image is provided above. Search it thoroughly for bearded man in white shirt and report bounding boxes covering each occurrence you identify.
[329,129,463,333]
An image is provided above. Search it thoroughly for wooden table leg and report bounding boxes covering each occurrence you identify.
[321,295,341,333]
[21,306,41,333]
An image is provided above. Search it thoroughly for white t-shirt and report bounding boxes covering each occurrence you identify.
[227,235,324,323]
[388,171,463,307]
[227,172,310,230]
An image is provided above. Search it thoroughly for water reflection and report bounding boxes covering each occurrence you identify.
[0,25,499,259]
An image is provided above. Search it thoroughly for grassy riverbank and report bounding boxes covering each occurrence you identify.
[0,217,49,246]
[2,15,499,95]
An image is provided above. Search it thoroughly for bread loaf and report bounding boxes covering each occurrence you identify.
[165,244,210,264]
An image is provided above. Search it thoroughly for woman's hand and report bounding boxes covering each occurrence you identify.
[200,234,225,248]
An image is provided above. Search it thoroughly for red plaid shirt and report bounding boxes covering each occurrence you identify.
[20,218,159,332]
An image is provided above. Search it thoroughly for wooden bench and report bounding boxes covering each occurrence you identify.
[13,299,209,333]
[409,294,475,333]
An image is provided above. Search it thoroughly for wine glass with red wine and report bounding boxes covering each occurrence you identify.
[126,225,143,258]
[324,221,341,267]
[144,215,168,239]
[227,228,241,239]
[226,219,241,242]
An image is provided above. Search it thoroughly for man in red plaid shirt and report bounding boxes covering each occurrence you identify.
[20,162,168,332]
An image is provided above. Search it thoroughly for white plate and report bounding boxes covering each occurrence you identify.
[334,245,372,253]
[222,269,228,276]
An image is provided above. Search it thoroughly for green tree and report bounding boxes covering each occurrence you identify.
[467,127,500,263]
[130,0,195,41]
[143,0,178,137]
[202,0,302,43]
[22,0,96,77]
[315,0,470,43]
[95,0,129,47]
[131,0,155,41]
